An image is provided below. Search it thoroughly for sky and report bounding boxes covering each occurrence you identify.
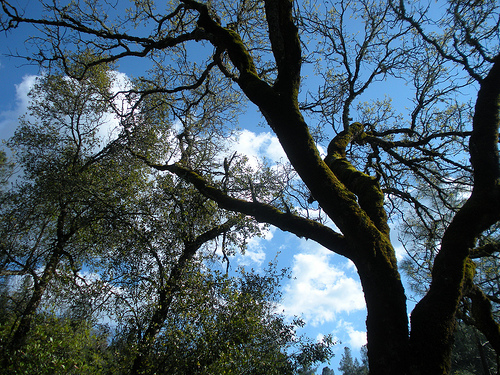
[0,4,421,372]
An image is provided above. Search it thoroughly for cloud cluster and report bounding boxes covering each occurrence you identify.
[0,74,37,141]
[280,241,366,326]
[336,320,368,348]
[237,235,268,266]
[230,129,287,170]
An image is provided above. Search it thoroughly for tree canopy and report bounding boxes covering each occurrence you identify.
[0,64,333,373]
[1,0,499,374]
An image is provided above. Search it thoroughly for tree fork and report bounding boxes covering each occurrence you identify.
[325,123,390,236]
[191,1,412,372]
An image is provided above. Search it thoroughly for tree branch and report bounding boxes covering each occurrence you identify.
[135,155,349,257]
[264,0,301,95]
[325,123,389,236]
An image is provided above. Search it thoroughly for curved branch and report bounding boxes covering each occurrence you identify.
[183,217,241,257]
[136,156,349,257]
[0,0,207,78]
[325,123,389,236]
[180,0,277,105]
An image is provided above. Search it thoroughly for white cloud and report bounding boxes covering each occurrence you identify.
[317,143,327,158]
[230,129,286,169]
[336,320,367,349]
[236,226,276,266]
[15,75,37,110]
[394,244,406,263]
[261,224,276,241]
[240,245,266,265]
[281,242,366,326]
[97,71,134,144]
[265,135,287,161]
[0,74,38,140]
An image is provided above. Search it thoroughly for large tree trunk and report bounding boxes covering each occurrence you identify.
[354,240,409,375]
[256,100,411,373]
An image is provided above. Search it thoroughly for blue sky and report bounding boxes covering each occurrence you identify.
[0,7,423,372]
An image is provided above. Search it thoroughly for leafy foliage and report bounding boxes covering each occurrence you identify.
[110,265,333,375]
[0,310,110,375]
[0,56,331,374]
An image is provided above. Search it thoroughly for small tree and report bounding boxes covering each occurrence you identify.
[339,347,369,375]
[111,265,333,375]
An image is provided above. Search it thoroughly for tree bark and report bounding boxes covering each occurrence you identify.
[354,239,409,375]
[409,58,500,375]
[6,250,61,353]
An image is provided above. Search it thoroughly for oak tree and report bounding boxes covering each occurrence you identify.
[1,0,499,373]
[0,62,150,354]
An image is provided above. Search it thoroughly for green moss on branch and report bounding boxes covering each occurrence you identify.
[325,123,389,236]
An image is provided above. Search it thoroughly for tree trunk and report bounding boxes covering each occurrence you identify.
[6,249,62,353]
[409,58,500,375]
[130,289,175,375]
[353,240,409,375]
[6,205,73,354]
